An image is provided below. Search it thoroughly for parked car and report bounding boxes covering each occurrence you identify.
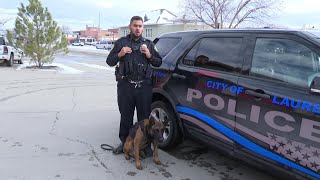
[71,41,84,46]
[95,41,113,50]
[0,36,24,66]
[90,41,97,46]
[150,29,320,180]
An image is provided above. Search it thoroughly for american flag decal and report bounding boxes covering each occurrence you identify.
[267,133,320,173]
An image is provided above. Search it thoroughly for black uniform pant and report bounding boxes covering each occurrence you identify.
[117,79,152,143]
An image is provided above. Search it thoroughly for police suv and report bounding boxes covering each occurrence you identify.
[150,29,320,180]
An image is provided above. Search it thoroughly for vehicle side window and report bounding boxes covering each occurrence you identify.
[250,38,320,88]
[154,38,181,58]
[183,41,201,66]
[183,37,243,73]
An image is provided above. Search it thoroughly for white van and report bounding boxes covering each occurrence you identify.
[79,37,96,45]
[95,41,114,50]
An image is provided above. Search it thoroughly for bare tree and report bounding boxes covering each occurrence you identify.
[180,0,282,29]
[0,18,11,26]
[0,18,12,36]
[61,25,72,35]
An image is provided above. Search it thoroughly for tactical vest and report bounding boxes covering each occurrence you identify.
[118,36,152,81]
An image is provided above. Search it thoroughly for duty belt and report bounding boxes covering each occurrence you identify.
[118,75,144,88]
[128,79,144,88]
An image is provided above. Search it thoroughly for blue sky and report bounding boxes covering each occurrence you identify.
[0,0,319,31]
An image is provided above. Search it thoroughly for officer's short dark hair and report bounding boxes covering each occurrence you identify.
[130,16,143,24]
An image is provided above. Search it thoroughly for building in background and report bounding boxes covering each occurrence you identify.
[65,32,79,43]
[79,25,119,42]
[118,9,211,41]
[107,28,119,41]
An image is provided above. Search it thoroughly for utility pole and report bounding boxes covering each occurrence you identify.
[112,26,114,41]
[98,11,101,41]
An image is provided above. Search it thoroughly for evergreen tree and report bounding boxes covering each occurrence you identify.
[6,0,68,68]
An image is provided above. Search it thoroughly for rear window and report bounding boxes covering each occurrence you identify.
[154,38,181,58]
[0,37,5,45]
[250,38,320,88]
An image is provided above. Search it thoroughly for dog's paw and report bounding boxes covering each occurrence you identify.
[154,159,162,165]
[125,154,130,160]
[136,163,143,170]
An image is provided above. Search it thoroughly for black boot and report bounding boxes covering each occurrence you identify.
[112,142,124,155]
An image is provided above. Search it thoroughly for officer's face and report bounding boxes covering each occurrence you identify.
[129,20,143,38]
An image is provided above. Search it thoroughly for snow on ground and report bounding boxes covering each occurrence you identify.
[51,62,84,74]
[15,46,115,74]
[74,62,115,72]
[16,60,114,74]
[16,61,40,71]
[68,45,110,55]
[16,61,84,74]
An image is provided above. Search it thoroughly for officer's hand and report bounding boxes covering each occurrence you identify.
[118,47,132,58]
[140,45,151,59]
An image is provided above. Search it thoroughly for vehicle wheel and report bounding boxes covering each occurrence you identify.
[151,101,181,149]
[6,54,13,67]
[19,53,24,64]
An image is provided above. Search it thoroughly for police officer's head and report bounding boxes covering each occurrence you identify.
[129,16,144,39]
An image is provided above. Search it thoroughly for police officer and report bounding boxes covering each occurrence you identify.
[106,16,162,155]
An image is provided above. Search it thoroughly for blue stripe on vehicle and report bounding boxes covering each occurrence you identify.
[176,106,320,179]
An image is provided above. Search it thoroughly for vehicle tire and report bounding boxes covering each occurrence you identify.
[6,54,13,67]
[151,101,182,150]
[19,53,23,64]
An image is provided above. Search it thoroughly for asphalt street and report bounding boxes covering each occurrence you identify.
[0,47,278,180]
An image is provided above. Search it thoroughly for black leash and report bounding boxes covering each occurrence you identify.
[100,143,135,158]
[100,144,115,151]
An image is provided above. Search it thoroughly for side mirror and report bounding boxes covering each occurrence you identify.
[310,76,320,95]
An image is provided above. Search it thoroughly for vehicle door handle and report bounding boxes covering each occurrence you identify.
[245,90,270,99]
[172,73,186,79]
